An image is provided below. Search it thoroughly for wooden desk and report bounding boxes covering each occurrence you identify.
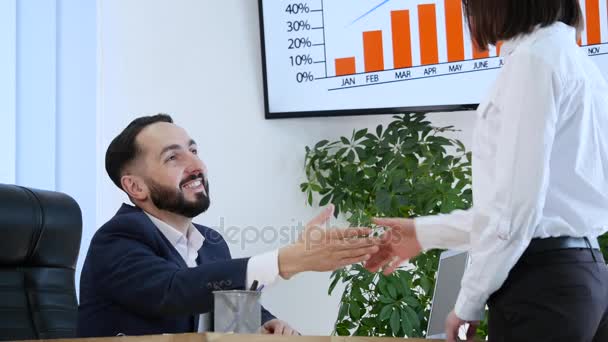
[25,333,443,342]
[205,333,442,342]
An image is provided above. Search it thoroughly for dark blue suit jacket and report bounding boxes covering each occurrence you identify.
[78,204,275,337]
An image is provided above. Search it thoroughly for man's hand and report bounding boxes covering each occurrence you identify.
[363,217,423,275]
[260,319,300,335]
[278,205,380,279]
[445,310,479,342]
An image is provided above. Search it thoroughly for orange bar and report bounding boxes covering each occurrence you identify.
[445,0,465,62]
[335,57,356,76]
[496,41,503,56]
[363,30,385,72]
[391,10,412,69]
[586,0,601,45]
[418,4,439,65]
[473,41,490,59]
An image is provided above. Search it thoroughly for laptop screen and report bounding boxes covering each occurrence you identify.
[426,251,469,339]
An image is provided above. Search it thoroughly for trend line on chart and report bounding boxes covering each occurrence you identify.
[349,0,392,25]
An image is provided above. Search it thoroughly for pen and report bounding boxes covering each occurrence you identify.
[249,280,259,291]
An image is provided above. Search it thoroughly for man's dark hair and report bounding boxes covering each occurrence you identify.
[462,0,583,48]
[105,114,173,190]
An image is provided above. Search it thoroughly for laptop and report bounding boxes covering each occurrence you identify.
[426,250,469,339]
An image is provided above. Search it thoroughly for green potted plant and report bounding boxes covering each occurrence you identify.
[300,113,475,337]
[302,113,608,338]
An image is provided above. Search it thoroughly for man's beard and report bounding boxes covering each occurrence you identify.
[146,174,210,218]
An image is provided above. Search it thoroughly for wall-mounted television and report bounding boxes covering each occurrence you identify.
[259,0,608,119]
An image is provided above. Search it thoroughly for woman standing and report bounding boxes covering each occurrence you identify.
[365,1,608,341]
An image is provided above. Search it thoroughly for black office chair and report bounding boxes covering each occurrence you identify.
[0,184,82,341]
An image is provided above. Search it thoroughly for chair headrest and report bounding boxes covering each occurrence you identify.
[0,184,82,269]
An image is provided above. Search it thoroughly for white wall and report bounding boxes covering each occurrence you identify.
[97,0,475,335]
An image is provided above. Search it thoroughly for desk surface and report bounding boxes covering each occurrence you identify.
[26,333,443,342]
[205,333,442,342]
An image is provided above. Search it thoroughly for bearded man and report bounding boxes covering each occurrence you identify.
[77,114,378,337]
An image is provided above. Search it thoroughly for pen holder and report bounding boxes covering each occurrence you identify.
[213,290,261,333]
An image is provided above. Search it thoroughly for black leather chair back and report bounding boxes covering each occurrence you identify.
[0,184,82,341]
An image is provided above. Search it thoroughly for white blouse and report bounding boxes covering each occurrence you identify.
[414,22,608,320]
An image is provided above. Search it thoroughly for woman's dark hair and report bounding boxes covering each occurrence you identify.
[105,114,173,190]
[462,0,584,48]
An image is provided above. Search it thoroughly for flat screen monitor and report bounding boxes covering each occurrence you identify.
[258,0,608,118]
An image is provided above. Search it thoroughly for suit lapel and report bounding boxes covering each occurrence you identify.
[138,210,189,269]
[195,235,216,332]
[157,232,189,268]
[120,204,200,331]
[196,227,217,265]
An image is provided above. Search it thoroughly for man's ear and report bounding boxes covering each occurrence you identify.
[121,175,148,201]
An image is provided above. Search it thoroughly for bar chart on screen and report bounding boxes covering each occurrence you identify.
[580,0,608,49]
[259,0,608,117]
[322,0,503,88]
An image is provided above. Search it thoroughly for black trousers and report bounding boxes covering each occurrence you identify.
[488,247,608,342]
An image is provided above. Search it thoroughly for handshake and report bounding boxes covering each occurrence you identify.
[277,204,423,279]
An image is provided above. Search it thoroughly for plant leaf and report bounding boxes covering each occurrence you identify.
[342,319,356,329]
[375,189,392,213]
[378,276,389,296]
[397,273,412,296]
[315,140,330,149]
[352,286,367,303]
[379,305,393,321]
[401,309,414,337]
[338,303,349,320]
[347,150,356,162]
[403,305,421,329]
[403,296,419,308]
[349,302,362,320]
[379,295,394,304]
[310,183,322,192]
[319,193,333,206]
[354,129,368,141]
[336,326,350,336]
[363,168,377,178]
[387,283,398,299]
[420,276,432,294]
[328,272,341,295]
[390,309,401,335]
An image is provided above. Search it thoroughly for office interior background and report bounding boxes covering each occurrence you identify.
[0,0,477,335]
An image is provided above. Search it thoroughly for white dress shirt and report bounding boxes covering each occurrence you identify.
[414,22,608,320]
[145,213,280,331]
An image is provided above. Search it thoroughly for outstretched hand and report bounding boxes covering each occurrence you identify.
[278,205,380,279]
[364,217,423,275]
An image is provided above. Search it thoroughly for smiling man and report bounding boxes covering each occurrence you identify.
[77,114,379,337]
